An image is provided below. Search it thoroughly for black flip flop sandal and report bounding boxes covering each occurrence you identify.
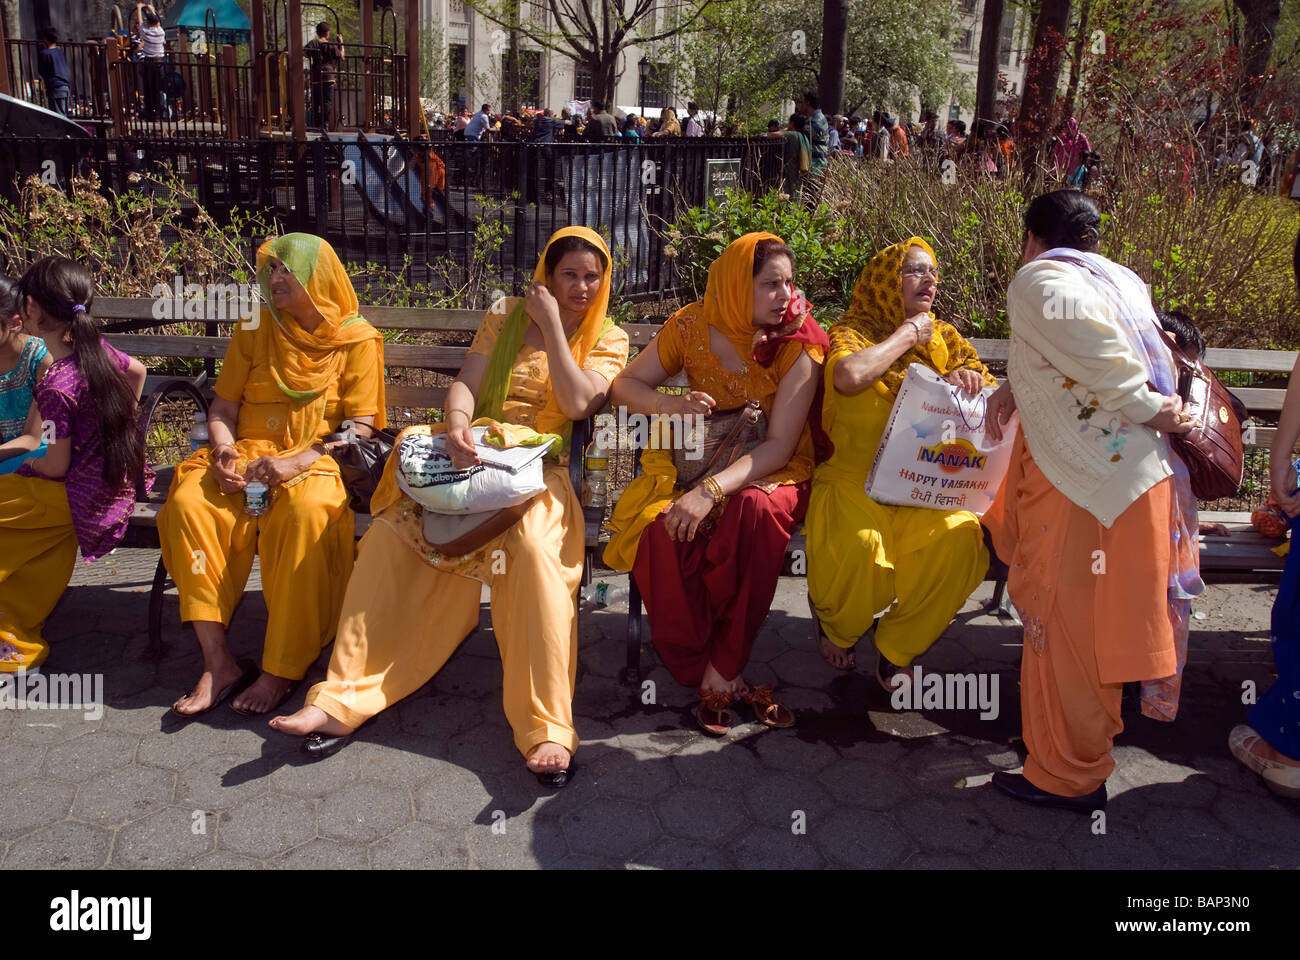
[169,658,259,720]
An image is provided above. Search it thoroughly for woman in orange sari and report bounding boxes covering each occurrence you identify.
[272,227,628,786]
[159,234,386,717]
[604,232,826,734]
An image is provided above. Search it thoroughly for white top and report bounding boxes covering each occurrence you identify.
[138,23,166,58]
[464,111,491,139]
[1006,257,1171,528]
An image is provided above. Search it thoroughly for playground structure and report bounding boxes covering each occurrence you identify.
[0,1,423,143]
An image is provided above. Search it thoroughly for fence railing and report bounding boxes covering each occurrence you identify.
[2,136,784,304]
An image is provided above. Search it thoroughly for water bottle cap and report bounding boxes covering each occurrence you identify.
[194,410,207,421]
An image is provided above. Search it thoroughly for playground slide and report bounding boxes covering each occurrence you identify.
[331,132,464,232]
[0,93,92,139]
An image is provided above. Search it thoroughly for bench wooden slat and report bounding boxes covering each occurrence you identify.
[386,384,447,409]
[97,298,485,333]
[109,334,470,372]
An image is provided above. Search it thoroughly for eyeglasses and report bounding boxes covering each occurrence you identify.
[900,265,940,281]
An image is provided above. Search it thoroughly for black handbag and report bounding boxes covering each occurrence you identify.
[323,426,399,514]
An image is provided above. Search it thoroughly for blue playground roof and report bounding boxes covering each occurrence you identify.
[164,0,252,31]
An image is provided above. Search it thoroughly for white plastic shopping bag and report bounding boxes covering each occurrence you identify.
[864,363,1018,515]
[396,426,554,515]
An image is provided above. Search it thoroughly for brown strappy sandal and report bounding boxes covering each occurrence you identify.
[810,596,856,670]
[740,684,795,728]
[696,688,736,737]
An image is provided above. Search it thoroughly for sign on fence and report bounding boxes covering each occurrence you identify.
[705,157,741,203]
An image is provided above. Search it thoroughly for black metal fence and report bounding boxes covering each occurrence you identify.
[4,135,784,303]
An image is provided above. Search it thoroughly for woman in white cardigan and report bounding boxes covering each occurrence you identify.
[981,190,1197,812]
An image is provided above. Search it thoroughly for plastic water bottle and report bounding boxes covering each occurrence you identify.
[584,436,609,507]
[189,409,209,453]
[580,581,629,607]
[244,480,271,517]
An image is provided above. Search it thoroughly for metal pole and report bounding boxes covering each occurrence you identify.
[287,0,306,142]
[362,0,374,131]
[406,0,420,137]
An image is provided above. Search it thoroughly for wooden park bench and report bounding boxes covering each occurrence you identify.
[610,324,1299,682]
[97,297,599,659]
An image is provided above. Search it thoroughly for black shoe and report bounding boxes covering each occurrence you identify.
[992,771,1107,812]
[535,762,574,789]
[302,732,351,761]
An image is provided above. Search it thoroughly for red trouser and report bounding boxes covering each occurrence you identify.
[632,482,808,687]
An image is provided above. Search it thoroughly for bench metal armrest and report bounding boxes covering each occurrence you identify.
[135,377,209,502]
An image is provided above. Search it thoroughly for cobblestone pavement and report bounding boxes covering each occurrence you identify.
[2,545,1298,869]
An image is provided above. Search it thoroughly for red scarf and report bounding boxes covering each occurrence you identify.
[751,289,834,463]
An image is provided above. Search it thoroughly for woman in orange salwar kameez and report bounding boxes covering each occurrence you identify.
[160,234,386,717]
[603,232,827,735]
[982,191,1197,811]
[271,227,628,786]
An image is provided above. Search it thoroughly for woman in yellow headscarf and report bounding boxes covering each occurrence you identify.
[270,227,629,786]
[806,238,994,687]
[604,232,826,735]
[161,233,386,717]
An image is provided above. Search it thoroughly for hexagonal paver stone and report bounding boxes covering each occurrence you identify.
[6,712,102,745]
[370,822,470,869]
[5,819,112,869]
[398,694,483,740]
[974,834,1072,869]
[218,794,316,858]
[560,797,660,860]
[901,852,978,869]
[1210,790,1300,853]
[626,835,733,870]
[268,750,362,799]
[43,731,137,783]
[351,738,442,788]
[768,648,833,687]
[113,807,214,868]
[970,782,1076,842]
[71,765,176,826]
[754,732,839,774]
[1138,805,1241,865]
[427,651,501,701]
[654,784,748,844]
[1059,828,1164,870]
[0,778,75,841]
[270,838,369,869]
[0,736,43,787]
[467,812,568,868]
[137,722,230,771]
[187,851,262,870]
[894,798,995,854]
[176,754,272,811]
[816,758,915,811]
[728,824,826,870]
[591,750,680,800]
[670,739,760,789]
[744,771,833,826]
[414,760,499,828]
[812,809,913,868]
[447,723,521,775]
[317,781,411,843]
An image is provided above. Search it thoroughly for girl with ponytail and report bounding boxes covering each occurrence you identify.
[0,257,148,672]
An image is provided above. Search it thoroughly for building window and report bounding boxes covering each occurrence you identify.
[526,0,547,24]
[449,43,467,111]
[638,59,670,110]
[449,0,467,21]
[573,62,592,100]
[952,28,973,54]
[998,6,1016,66]
[949,104,961,121]
[502,49,542,110]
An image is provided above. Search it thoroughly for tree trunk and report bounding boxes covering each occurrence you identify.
[505,30,521,114]
[593,55,619,106]
[1234,0,1282,103]
[819,0,850,116]
[974,0,1005,133]
[1062,0,1092,121]
[1017,0,1072,177]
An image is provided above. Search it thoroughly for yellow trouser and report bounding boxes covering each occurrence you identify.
[158,465,355,680]
[305,468,585,758]
[0,474,79,672]
[807,488,988,666]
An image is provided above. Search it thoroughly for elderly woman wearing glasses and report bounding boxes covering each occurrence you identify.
[805,238,996,688]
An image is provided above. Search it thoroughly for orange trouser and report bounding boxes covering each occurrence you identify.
[0,474,78,671]
[158,465,355,680]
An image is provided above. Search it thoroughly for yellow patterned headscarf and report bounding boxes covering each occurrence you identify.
[829,237,993,401]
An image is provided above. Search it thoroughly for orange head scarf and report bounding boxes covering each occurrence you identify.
[254,233,387,451]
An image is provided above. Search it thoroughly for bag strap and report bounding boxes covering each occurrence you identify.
[696,400,762,480]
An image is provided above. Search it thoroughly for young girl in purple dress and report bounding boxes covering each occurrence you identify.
[0,257,149,672]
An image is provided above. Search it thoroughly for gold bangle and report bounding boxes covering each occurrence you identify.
[702,475,725,504]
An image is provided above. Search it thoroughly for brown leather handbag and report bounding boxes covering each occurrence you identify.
[671,400,767,487]
[1164,340,1247,501]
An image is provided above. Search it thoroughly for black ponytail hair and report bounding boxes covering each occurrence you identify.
[1023,189,1102,252]
[1156,308,1206,360]
[17,257,144,488]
